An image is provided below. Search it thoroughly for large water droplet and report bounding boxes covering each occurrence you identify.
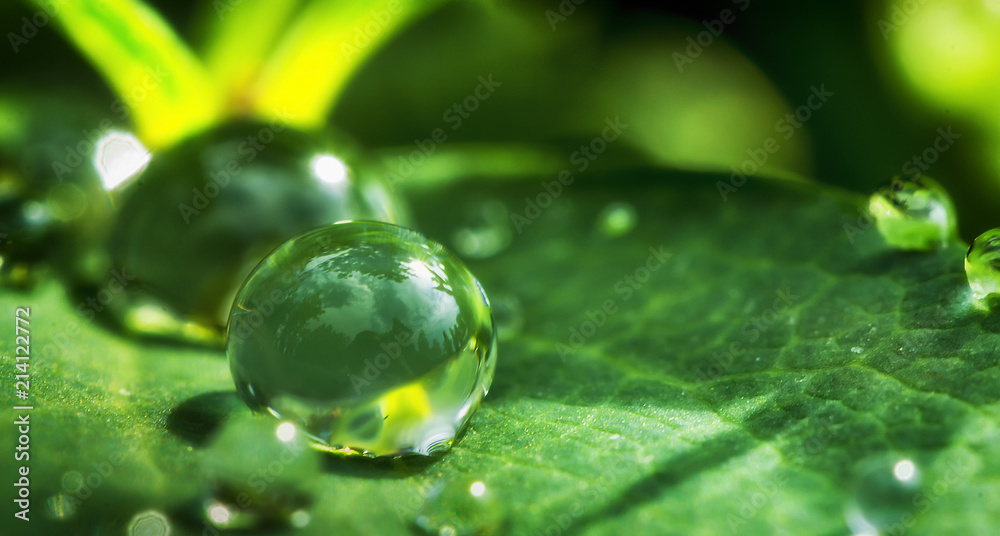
[107,122,404,344]
[227,221,497,457]
[868,175,956,251]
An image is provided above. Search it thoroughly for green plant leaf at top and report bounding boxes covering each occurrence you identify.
[199,0,305,114]
[28,0,223,150]
[2,172,1000,535]
[251,0,447,129]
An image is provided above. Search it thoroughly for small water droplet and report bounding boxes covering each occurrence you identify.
[201,413,320,530]
[868,175,956,251]
[127,510,171,536]
[596,201,637,237]
[415,478,505,535]
[965,228,1000,306]
[846,454,923,534]
[490,293,524,338]
[851,346,863,354]
[452,200,512,260]
[227,221,496,457]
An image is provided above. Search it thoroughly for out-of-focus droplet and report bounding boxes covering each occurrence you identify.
[108,122,405,344]
[46,493,77,521]
[965,228,1000,306]
[227,221,497,457]
[597,201,637,237]
[490,293,524,338]
[452,200,512,260]
[845,454,923,535]
[868,175,957,251]
[127,510,171,536]
[415,478,505,535]
[201,413,320,530]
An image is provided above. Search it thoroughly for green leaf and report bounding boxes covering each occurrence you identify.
[27,0,223,150]
[3,172,999,535]
[251,0,447,129]
[198,0,306,114]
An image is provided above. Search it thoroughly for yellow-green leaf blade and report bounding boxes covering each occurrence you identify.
[252,0,446,129]
[200,0,305,114]
[32,0,223,149]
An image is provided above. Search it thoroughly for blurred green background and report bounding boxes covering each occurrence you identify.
[4,0,1000,240]
[4,1,1000,535]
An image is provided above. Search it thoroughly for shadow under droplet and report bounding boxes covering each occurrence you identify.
[321,448,441,479]
[977,298,1000,333]
[166,391,245,447]
[319,420,472,478]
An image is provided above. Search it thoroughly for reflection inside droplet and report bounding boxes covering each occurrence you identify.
[469,481,486,497]
[127,510,171,536]
[94,131,151,190]
[276,421,297,442]
[207,504,231,525]
[311,154,348,185]
[893,459,917,482]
